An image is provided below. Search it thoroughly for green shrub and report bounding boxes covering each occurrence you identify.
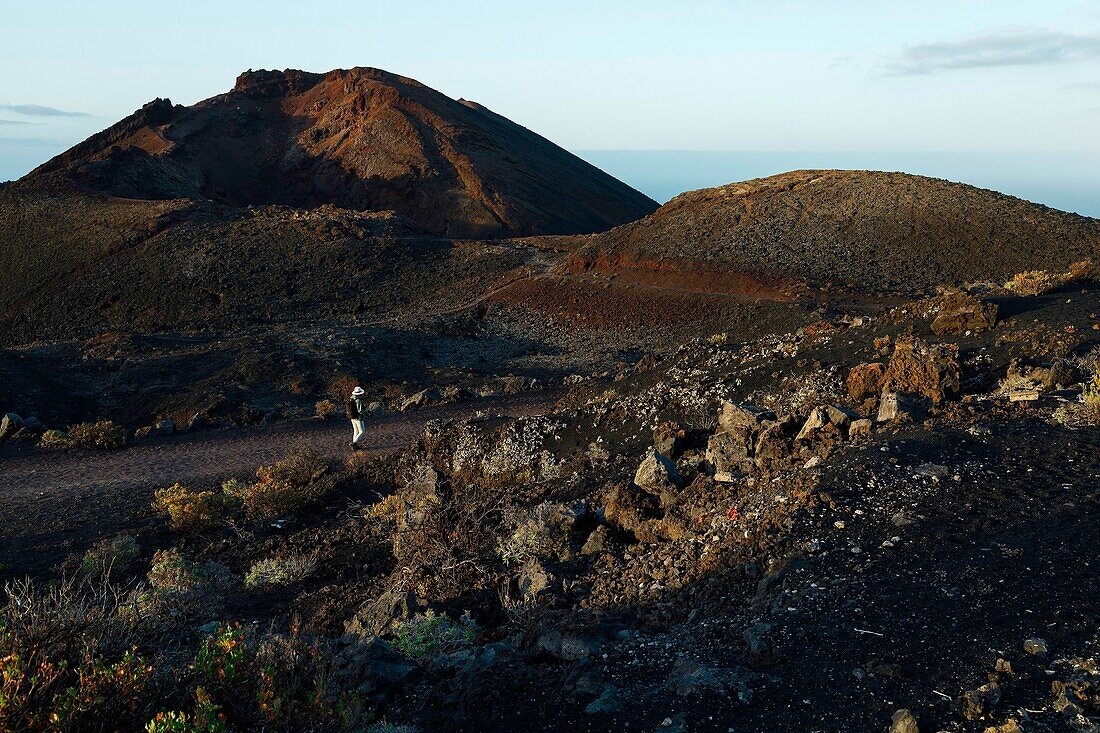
[243,553,317,588]
[392,611,478,661]
[138,549,228,622]
[79,534,140,581]
[152,484,239,534]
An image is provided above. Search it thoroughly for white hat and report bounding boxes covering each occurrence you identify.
[351,386,365,396]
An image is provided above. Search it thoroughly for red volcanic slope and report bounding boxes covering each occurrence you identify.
[23,67,657,238]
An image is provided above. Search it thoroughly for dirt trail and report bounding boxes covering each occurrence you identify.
[0,391,558,579]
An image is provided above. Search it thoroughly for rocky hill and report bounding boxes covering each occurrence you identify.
[15,67,657,239]
[0,67,662,344]
[567,170,1100,293]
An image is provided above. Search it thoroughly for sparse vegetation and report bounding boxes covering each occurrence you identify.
[69,420,128,449]
[1005,259,1094,295]
[1083,365,1100,422]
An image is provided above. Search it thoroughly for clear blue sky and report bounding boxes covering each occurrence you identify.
[3,1,1100,212]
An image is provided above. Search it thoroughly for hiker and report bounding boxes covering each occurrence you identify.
[346,386,367,449]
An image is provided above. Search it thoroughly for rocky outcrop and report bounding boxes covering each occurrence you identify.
[883,337,960,404]
[929,289,998,335]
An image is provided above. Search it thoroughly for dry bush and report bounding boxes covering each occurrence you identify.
[394,472,506,596]
[1064,259,1094,285]
[1005,270,1061,296]
[314,399,339,420]
[244,553,317,588]
[326,374,360,401]
[231,446,337,519]
[1006,260,1094,296]
[67,420,128,450]
[1083,365,1100,422]
[152,483,239,534]
[0,575,147,730]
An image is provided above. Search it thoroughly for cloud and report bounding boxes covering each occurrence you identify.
[0,103,89,117]
[0,119,35,126]
[884,31,1100,75]
[1064,81,1100,90]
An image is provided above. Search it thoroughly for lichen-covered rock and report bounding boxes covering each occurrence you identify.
[847,362,886,400]
[930,289,998,335]
[652,421,686,458]
[633,449,682,494]
[883,337,960,404]
[707,432,751,475]
[849,418,873,439]
[0,412,24,441]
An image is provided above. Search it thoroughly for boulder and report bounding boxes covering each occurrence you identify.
[706,432,751,475]
[344,590,419,637]
[825,404,858,427]
[848,418,873,439]
[955,682,1001,721]
[581,525,611,555]
[0,413,24,441]
[633,449,682,494]
[1005,358,1077,392]
[718,402,775,435]
[514,558,560,605]
[23,416,43,431]
[185,412,207,431]
[652,421,686,458]
[743,622,778,667]
[155,419,175,436]
[400,388,441,412]
[1023,637,1048,655]
[601,483,661,539]
[889,708,920,733]
[877,390,929,423]
[796,404,859,441]
[847,362,887,400]
[930,289,998,335]
[795,406,830,442]
[535,629,599,661]
[666,657,725,697]
[754,416,798,467]
[883,337,960,404]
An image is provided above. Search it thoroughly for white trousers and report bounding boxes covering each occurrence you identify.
[351,418,366,444]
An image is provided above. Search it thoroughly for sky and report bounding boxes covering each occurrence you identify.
[2,0,1100,213]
